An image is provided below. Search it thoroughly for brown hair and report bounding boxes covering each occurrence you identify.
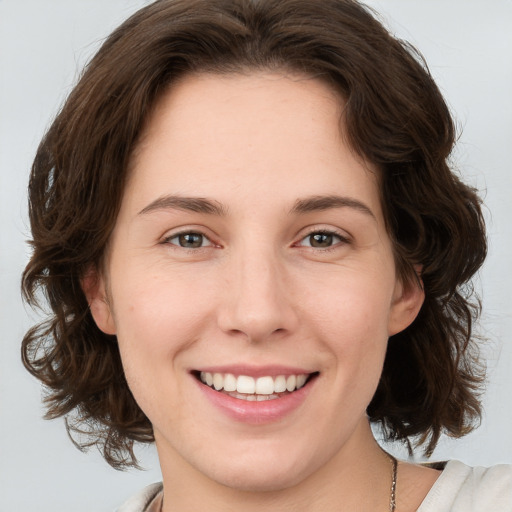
[22,0,487,468]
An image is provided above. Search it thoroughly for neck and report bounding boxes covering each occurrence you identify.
[156,419,394,512]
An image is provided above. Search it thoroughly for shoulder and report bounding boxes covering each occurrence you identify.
[116,482,163,512]
[418,460,512,512]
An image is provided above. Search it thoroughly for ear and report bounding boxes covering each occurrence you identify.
[81,267,117,335]
[388,269,424,336]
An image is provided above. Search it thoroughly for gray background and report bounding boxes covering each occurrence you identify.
[1,1,511,510]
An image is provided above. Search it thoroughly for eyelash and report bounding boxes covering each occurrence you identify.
[162,228,350,252]
[162,231,215,250]
[295,229,350,252]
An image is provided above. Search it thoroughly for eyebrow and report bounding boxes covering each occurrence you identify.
[138,195,228,216]
[138,193,375,219]
[290,195,375,218]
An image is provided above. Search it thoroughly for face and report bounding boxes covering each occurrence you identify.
[87,72,423,492]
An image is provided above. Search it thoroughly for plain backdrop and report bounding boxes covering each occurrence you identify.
[1,1,511,510]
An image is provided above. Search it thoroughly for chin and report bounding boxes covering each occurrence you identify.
[213,466,306,493]
[196,447,323,493]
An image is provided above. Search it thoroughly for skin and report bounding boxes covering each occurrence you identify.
[86,72,438,511]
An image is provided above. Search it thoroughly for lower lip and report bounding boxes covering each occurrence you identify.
[195,377,316,424]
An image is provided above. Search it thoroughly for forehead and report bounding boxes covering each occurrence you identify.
[125,71,382,219]
[133,71,346,162]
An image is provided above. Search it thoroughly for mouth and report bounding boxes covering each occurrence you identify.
[194,371,319,402]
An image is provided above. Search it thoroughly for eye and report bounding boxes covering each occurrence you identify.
[297,230,348,249]
[165,231,213,249]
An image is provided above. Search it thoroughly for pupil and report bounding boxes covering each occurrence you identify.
[179,233,202,248]
[311,233,332,247]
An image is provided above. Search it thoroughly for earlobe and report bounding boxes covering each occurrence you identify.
[81,268,117,335]
[388,272,425,336]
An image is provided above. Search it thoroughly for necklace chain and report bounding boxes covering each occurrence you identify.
[389,455,398,512]
[157,455,399,512]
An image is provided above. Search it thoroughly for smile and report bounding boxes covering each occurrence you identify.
[193,368,318,423]
[198,372,313,401]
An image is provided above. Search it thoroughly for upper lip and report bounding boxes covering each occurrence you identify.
[191,365,316,378]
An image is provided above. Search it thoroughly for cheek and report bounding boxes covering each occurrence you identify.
[113,264,214,332]
[109,269,217,389]
[302,273,392,390]
[304,271,394,338]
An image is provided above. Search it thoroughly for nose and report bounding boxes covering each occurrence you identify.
[216,248,299,343]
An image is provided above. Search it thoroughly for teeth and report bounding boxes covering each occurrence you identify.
[237,375,255,394]
[227,392,280,401]
[296,374,307,388]
[255,376,274,395]
[274,375,287,393]
[286,375,296,392]
[223,373,237,392]
[199,372,310,396]
[213,373,223,391]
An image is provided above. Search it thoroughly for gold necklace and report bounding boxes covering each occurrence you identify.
[389,455,398,512]
[157,456,399,512]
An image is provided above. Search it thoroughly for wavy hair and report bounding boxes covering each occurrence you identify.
[22,0,486,468]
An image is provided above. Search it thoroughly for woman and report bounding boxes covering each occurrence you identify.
[21,0,511,510]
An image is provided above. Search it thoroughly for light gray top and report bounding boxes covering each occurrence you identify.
[117,460,512,511]
[417,460,512,511]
